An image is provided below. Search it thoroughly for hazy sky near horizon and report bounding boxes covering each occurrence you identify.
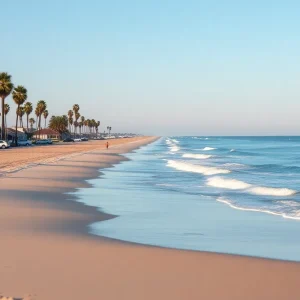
[2,0,300,135]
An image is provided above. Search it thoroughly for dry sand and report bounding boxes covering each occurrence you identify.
[0,137,300,300]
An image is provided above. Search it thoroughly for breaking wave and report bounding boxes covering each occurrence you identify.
[167,160,230,175]
[182,153,212,159]
[207,177,251,189]
[171,139,179,144]
[217,198,300,220]
[202,147,216,151]
[170,145,180,152]
[250,186,297,197]
[207,177,297,196]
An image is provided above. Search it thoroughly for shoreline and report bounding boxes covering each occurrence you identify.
[1,136,300,300]
[0,137,159,238]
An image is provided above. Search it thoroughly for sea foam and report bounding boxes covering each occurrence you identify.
[202,147,216,151]
[207,177,297,196]
[167,160,230,175]
[207,177,251,189]
[217,198,300,220]
[171,139,179,144]
[182,153,212,159]
[249,186,296,197]
[170,145,180,152]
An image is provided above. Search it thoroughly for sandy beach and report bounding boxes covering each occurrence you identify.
[1,137,300,300]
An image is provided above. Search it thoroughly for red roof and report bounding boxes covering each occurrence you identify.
[32,128,59,135]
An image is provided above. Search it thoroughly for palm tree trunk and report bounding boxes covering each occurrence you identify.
[1,97,5,140]
[15,104,19,147]
[38,115,41,140]
[27,114,29,131]
[5,115,7,141]
[45,118,46,128]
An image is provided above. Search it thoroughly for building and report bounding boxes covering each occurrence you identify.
[6,127,28,141]
[32,128,60,140]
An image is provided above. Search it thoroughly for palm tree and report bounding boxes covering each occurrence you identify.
[4,104,10,140]
[48,115,68,140]
[0,72,14,139]
[35,107,40,127]
[36,100,47,139]
[12,86,27,145]
[17,106,25,127]
[68,117,73,136]
[90,119,95,136]
[84,120,88,135]
[72,104,80,137]
[107,126,112,137]
[74,112,80,137]
[67,110,74,133]
[95,121,100,137]
[86,119,91,134]
[43,110,49,128]
[24,102,33,131]
[73,104,80,114]
[79,121,83,136]
[74,120,79,136]
[80,116,85,135]
[29,117,35,131]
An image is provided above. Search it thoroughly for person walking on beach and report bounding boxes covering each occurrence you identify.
[106,141,109,149]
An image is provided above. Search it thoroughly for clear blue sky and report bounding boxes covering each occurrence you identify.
[2,0,300,135]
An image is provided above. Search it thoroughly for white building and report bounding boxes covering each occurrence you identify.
[32,128,60,140]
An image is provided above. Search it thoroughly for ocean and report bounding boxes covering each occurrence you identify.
[74,136,300,261]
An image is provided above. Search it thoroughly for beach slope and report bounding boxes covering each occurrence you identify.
[1,137,300,300]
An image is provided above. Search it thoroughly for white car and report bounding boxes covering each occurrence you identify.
[0,140,9,149]
[74,138,82,142]
[17,140,32,146]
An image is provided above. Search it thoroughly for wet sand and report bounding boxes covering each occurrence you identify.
[1,137,300,300]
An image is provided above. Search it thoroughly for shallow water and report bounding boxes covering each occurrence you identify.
[75,137,300,261]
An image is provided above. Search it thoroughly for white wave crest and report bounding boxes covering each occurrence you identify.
[207,177,297,196]
[207,177,251,189]
[249,187,296,197]
[217,198,300,220]
[171,139,179,144]
[182,153,212,159]
[230,149,235,152]
[202,147,216,151]
[167,160,230,175]
[170,145,180,152]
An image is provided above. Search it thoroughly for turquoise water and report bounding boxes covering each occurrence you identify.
[75,137,300,261]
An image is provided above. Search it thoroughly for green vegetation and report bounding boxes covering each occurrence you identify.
[0,72,102,142]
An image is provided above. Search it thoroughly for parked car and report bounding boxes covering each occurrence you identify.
[17,140,32,146]
[63,138,74,142]
[36,139,53,145]
[0,140,9,149]
[74,138,82,142]
[81,137,88,141]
